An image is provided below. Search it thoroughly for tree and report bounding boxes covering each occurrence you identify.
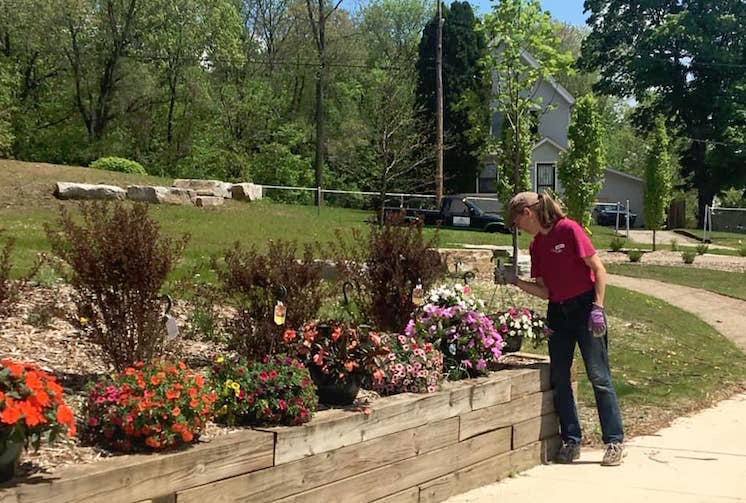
[416,1,490,193]
[643,116,673,251]
[580,0,746,225]
[481,0,573,262]
[558,94,606,230]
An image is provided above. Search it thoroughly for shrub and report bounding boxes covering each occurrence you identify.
[1,359,77,450]
[739,240,746,257]
[669,239,679,252]
[0,231,41,317]
[90,156,147,175]
[682,250,696,264]
[326,215,444,332]
[609,237,625,252]
[371,333,443,395]
[0,232,16,316]
[406,305,503,380]
[210,354,317,426]
[628,249,643,262]
[84,360,215,452]
[281,321,389,385]
[214,240,326,359]
[45,202,189,370]
[696,243,709,255]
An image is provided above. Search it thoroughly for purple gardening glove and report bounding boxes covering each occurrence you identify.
[588,304,606,337]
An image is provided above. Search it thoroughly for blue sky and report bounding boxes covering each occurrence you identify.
[471,0,587,26]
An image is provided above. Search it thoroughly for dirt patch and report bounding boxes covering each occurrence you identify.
[598,249,746,273]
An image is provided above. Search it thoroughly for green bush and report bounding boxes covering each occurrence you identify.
[45,202,189,370]
[669,239,679,252]
[90,156,147,175]
[682,250,697,264]
[609,237,625,252]
[696,243,709,255]
[628,249,643,263]
[737,240,746,257]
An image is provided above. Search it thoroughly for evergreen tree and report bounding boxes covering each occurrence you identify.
[558,94,606,230]
[415,1,490,193]
[643,116,673,251]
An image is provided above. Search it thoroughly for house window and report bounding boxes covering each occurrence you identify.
[536,163,555,194]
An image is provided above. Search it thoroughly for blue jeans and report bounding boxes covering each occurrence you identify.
[547,289,624,445]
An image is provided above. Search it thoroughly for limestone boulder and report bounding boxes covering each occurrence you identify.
[195,196,224,207]
[127,185,195,205]
[173,179,232,198]
[231,182,262,201]
[54,182,126,201]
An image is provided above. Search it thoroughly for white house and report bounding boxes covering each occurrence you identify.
[471,50,645,227]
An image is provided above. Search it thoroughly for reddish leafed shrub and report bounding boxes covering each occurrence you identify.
[326,214,444,332]
[214,240,326,359]
[45,202,189,370]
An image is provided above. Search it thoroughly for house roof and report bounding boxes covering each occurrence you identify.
[604,167,643,183]
[518,49,576,107]
[532,137,567,153]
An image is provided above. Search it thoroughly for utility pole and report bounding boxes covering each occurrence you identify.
[435,0,444,205]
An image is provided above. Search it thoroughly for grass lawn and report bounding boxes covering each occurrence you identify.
[606,263,746,300]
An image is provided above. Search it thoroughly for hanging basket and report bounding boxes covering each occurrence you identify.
[308,366,361,406]
[501,334,523,354]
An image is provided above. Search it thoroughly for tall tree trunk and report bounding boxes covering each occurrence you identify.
[314,61,324,205]
[512,111,520,273]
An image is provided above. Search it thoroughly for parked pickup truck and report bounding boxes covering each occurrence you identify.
[384,196,511,233]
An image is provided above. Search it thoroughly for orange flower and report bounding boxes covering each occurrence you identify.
[124,367,137,376]
[172,407,181,417]
[0,402,21,425]
[171,423,185,433]
[20,400,45,427]
[56,404,75,430]
[187,388,198,397]
[25,371,44,392]
[4,360,24,377]
[150,376,161,386]
[189,399,199,408]
[194,375,204,387]
[178,361,186,370]
[181,430,193,442]
[282,329,297,343]
[165,389,180,400]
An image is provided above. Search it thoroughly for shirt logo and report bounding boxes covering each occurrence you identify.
[552,243,566,254]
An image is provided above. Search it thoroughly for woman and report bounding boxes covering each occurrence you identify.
[500,191,624,466]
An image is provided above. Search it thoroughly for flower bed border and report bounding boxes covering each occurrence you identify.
[0,354,564,503]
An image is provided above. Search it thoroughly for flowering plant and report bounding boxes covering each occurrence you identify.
[371,333,443,395]
[425,283,483,311]
[406,304,503,379]
[210,354,317,426]
[0,359,76,450]
[490,308,549,348]
[281,321,389,383]
[84,360,215,452]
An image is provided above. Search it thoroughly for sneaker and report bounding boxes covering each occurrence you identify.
[601,442,624,466]
[554,441,581,463]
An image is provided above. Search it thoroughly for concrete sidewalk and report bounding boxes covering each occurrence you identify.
[445,276,746,502]
[445,392,746,502]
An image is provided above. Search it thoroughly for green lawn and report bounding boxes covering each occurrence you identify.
[606,263,746,301]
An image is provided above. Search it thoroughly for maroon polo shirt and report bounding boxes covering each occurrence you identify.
[529,217,596,302]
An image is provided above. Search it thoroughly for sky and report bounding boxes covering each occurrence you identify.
[471,0,588,26]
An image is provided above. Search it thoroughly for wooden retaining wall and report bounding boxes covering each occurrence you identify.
[0,356,561,503]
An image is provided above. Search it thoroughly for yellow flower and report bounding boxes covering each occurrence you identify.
[216,356,224,363]
[231,382,240,392]
[80,317,88,325]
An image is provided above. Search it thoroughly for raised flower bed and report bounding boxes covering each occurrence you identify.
[0,354,563,503]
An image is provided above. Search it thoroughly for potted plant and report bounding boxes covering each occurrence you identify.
[282,322,389,405]
[489,307,549,353]
[0,359,77,482]
[83,360,215,452]
[371,333,444,395]
[210,354,318,426]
